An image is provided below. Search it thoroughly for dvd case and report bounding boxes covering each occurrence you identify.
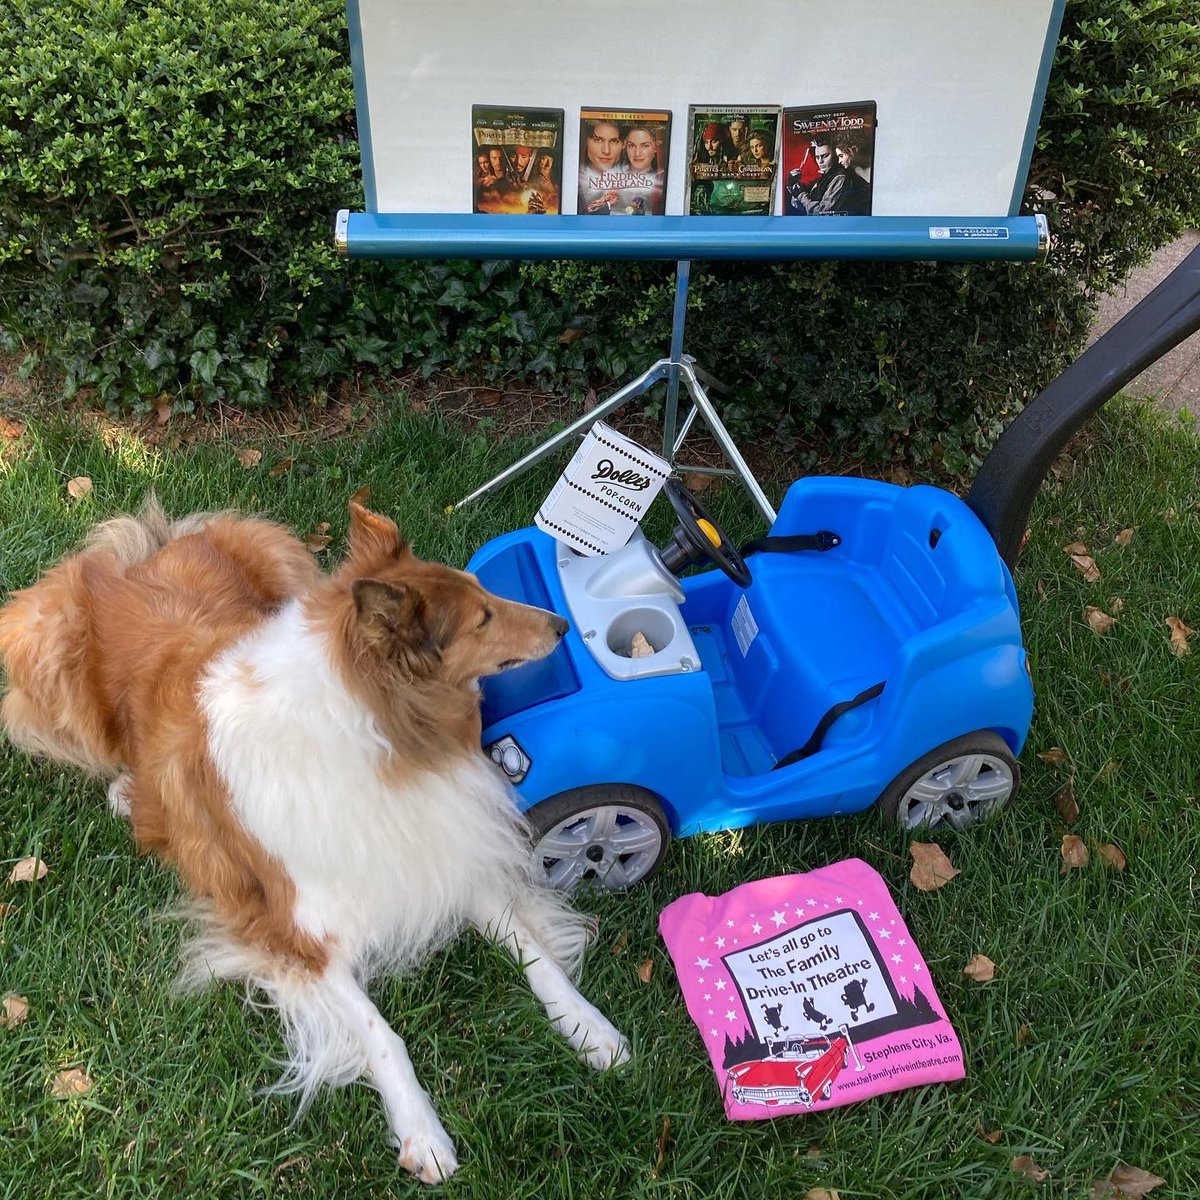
[685,106,781,216]
[577,108,671,216]
[471,105,565,215]
[781,102,877,216]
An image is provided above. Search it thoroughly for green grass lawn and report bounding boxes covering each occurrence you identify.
[1,400,1197,1199]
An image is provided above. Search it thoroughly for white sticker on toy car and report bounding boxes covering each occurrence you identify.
[732,594,758,657]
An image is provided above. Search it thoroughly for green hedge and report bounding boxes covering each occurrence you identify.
[2,0,1198,469]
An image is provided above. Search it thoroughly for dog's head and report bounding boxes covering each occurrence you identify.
[338,500,567,688]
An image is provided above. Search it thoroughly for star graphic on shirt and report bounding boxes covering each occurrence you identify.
[807,898,817,907]
[711,1028,718,1037]
[878,928,891,939]
[890,918,896,925]
[707,1009,714,1016]
[794,908,805,919]
[900,975,907,984]
[834,896,843,904]
[857,899,864,906]
[914,963,922,972]
[751,922,763,934]
[771,910,787,927]
[716,980,727,991]
[715,936,726,949]
[698,978,705,985]
[867,911,880,922]
[703,994,711,1001]
[695,957,711,969]
[892,953,903,964]
[726,919,735,927]
[898,939,908,947]
[725,1010,738,1022]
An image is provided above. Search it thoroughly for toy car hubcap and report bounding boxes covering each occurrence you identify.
[534,805,665,891]
[898,753,1015,830]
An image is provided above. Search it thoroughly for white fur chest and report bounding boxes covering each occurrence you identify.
[199,602,530,967]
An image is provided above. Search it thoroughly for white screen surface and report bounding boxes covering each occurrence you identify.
[349,0,1059,218]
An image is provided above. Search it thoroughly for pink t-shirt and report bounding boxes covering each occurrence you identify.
[659,857,965,1120]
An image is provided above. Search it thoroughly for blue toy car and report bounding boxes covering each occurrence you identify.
[468,476,1033,891]
[460,238,1200,892]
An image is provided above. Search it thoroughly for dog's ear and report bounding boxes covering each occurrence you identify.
[351,578,442,672]
[348,500,411,563]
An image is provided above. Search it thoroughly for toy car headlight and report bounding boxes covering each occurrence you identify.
[486,735,531,784]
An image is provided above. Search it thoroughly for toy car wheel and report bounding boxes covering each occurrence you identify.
[877,732,1020,832]
[526,786,671,893]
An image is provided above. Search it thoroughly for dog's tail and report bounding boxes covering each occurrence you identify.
[83,491,229,566]
[0,492,224,775]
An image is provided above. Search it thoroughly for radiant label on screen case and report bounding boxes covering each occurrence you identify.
[928,226,1010,240]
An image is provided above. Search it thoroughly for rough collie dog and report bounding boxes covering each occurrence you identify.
[0,496,628,1183]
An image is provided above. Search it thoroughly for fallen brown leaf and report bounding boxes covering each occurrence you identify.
[1090,1164,1166,1198]
[610,929,629,956]
[805,1190,841,1200]
[303,522,332,553]
[637,958,654,984]
[152,396,172,426]
[1063,541,1089,556]
[1113,528,1137,547]
[1053,781,1080,824]
[477,388,502,408]
[963,954,996,982]
[1109,597,1126,614]
[0,417,24,440]
[653,1115,671,1175]
[976,1119,1003,1145]
[1,994,29,1029]
[1061,834,1089,871]
[51,1067,94,1098]
[66,476,93,500]
[909,842,961,891]
[1096,761,1120,780]
[6,857,48,884]
[1085,606,1116,634]
[1011,1154,1050,1182]
[1037,747,1071,767]
[269,456,295,477]
[0,903,14,924]
[1069,552,1101,583]
[235,448,262,469]
[583,387,599,413]
[683,473,716,493]
[556,327,584,345]
[1015,1023,1031,1046]
[1096,843,1127,872]
[1166,616,1194,657]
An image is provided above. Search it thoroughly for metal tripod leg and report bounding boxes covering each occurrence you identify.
[452,359,670,510]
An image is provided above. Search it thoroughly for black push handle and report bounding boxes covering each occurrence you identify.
[968,244,1200,568]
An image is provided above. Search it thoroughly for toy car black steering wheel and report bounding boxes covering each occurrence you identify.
[659,478,753,588]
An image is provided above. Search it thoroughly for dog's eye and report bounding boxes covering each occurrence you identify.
[477,609,493,630]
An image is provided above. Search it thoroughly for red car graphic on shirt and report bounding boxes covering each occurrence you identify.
[727,1034,850,1108]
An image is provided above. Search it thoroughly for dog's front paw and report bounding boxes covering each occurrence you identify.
[581,1024,632,1073]
[397,1123,459,1185]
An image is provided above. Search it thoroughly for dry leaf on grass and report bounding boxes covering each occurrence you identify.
[683,473,717,493]
[610,929,629,956]
[1064,542,1101,583]
[1,994,29,1029]
[1011,1154,1051,1182]
[1096,843,1127,872]
[1166,616,1195,657]
[963,954,996,982]
[1085,606,1116,634]
[1113,528,1137,547]
[1052,781,1080,824]
[0,902,14,924]
[303,522,332,552]
[805,1190,841,1200]
[556,328,584,345]
[653,1116,671,1175]
[637,958,654,984]
[50,1067,94,1098]
[976,1120,1003,1145]
[1090,1164,1166,1198]
[6,857,48,884]
[1015,1023,1031,1046]
[1109,597,1126,614]
[269,457,295,477]
[235,448,262,469]
[909,842,960,891]
[152,396,172,426]
[1061,834,1089,871]
[1037,747,1071,767]
[66,476,93,500]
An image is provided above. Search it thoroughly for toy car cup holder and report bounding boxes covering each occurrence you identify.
[606,608,676,659]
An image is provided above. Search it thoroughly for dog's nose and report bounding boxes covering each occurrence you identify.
[550,614,569,639]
